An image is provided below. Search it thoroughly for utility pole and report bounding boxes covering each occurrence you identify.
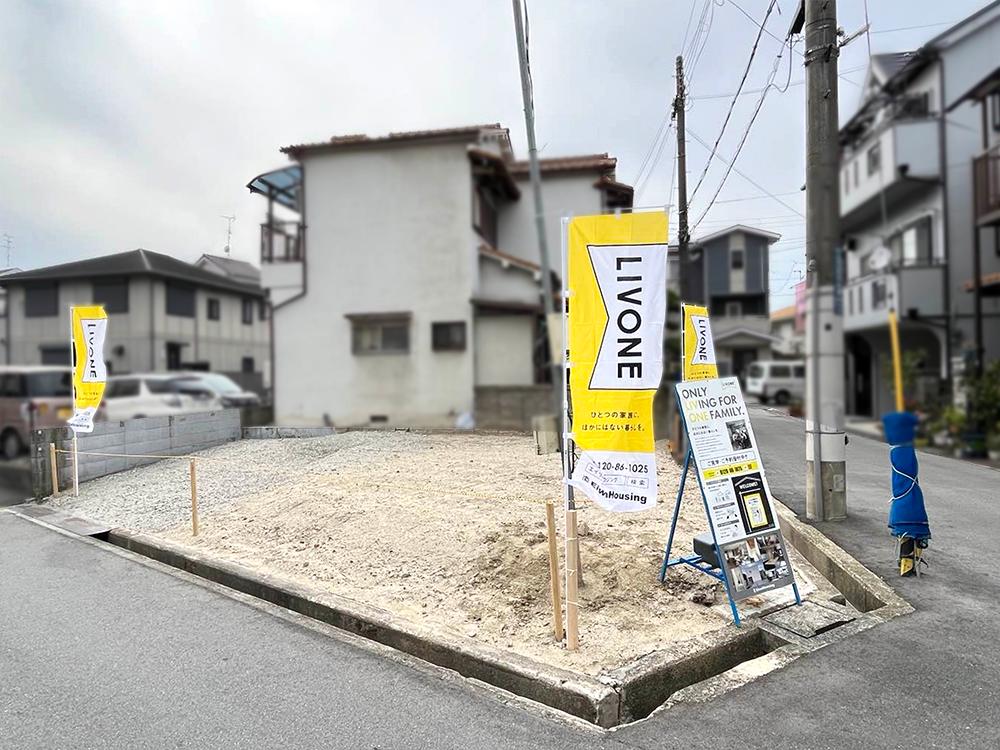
[511,0,561,421]
[1,234,12,268]
[795,0,847,521]
[674,56,692,302]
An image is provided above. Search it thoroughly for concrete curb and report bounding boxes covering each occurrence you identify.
[101,508,913,728]
[106,528,621,727]
[773,499,912,617]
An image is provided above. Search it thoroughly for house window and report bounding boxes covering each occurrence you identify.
[890,216,932,266]
[867,142,881,176]
[431,321,467,351]
[241,357,255,373]
[872,279,887,309]
[843,168,850,195]
[725,300,742,317]
[896,92,930,119]
[207,298,220,320]
[472,185,498,246]
[730,249,744,270]
[853,160,859,187]
[992,93,1000,132]
[241,298,254,325]
[25,283,58,318]
[165,283,195,317]
[259,299,269,321]
[166,342,183,370]
[350,314,411,355]
[93,279,129,313]
[39,344,71,365]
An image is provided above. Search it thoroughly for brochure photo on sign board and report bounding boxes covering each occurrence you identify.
[674,375,797,597]
[720,532,795,600]
[566,211,668,512]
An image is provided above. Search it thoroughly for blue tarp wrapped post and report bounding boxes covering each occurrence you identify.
[883,411,931,575]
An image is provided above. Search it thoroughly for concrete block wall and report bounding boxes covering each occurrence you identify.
[474,385,552,431]
[241,426,337,439]
[31,410,241,498]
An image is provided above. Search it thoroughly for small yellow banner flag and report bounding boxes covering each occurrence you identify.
[69,305,108,433]
[681,303,718,381]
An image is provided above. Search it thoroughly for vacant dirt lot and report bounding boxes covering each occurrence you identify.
[51,431,816,675]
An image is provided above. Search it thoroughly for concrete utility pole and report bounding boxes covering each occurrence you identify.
[511,0,561,421]
[797,0,847,521]
[674,56,692,302]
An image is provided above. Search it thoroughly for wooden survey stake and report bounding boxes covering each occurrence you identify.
[49,442,59,496]
[565,509,580,650]
[545,501,563,641]
[189,459,199,536]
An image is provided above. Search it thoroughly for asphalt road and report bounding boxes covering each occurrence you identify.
[3,409,999,748]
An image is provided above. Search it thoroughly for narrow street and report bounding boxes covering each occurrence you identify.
[2,411,998,748]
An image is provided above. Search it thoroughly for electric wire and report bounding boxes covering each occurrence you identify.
[689,0,778,203]
[690,33,795,233]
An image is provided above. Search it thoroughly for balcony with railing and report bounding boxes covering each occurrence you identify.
[261,221,304,263]
[840,117,940,231]
[974,144,1000,226]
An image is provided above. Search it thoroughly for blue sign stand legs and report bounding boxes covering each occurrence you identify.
[657,449,690,584]
[658,448,743,627]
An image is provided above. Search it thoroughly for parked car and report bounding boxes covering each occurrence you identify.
[0,366,102,459]
[745,360,805,405]
[103,374,222,421]
[171,372,261,408]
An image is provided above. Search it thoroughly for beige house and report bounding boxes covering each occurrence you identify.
[770,304,804,358]
[247,123,632,428]
[1,249,270,391]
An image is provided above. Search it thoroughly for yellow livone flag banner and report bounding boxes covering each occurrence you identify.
[681,303,718,381]
[69,305,108,433]
[566,212,668,512]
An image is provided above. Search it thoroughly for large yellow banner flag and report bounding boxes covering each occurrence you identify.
[566,212,668,512]
[69,305,108,433]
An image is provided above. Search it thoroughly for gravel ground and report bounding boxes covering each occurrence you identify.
[48,431,820,675]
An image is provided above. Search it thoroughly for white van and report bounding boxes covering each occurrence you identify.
[745,360,805,405]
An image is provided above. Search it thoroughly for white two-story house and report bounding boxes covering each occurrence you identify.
[247,123,632,428]
[840,3,1000,416]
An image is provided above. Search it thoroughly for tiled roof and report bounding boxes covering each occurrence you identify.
[0,249,264,296]
[282,124,506,156]
[770,304,797,322]
[478,243,540,273]
[197,254,261,285]
[507,154,617,176]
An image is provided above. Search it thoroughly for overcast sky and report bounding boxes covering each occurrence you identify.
[0,0,989,310]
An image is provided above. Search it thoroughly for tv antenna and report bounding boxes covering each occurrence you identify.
[221,214,236,256]
[1,234,12,268]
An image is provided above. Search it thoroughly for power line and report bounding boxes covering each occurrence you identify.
[689,0,778,203]
[726,0,860,88]
[871,21,956,35]
[689,65,867,100]
[688,127,806,218]
[690,36,793,232]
